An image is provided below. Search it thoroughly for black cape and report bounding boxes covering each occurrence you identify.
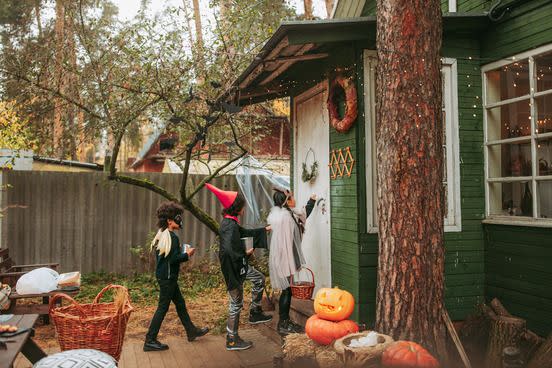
[218,217,267,291]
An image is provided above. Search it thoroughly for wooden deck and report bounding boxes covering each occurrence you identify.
[15,328,282,368]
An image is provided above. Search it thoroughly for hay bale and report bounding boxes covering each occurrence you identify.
[283,333,317,362]
[315,345,342,368]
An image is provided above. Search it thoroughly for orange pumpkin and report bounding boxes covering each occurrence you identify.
[305,314,359,345]
[382,341,440,368]
[313,287,355,321]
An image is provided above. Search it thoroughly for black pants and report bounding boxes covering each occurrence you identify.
[279,287,292,321]
[146,279,195,341]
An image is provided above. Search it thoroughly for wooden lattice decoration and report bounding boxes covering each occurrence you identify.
[329,147,355,179]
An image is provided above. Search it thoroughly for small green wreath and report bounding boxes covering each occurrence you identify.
[301,148,319,183]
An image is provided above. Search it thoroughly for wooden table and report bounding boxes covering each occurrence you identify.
[0,314,47,368]
[7,289,80,324]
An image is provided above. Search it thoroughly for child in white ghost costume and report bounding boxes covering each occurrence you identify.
[267,188,315,335]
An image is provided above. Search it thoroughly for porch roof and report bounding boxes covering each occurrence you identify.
[230,13,489,105]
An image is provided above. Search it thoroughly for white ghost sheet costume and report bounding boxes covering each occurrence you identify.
[267,206,307,290]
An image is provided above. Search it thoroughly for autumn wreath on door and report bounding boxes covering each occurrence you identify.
[327,74,358,133]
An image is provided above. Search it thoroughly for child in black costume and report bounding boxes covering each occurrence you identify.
[144,202,209,352]
[205,183,272,351]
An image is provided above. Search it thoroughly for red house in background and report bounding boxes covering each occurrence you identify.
[129,104,290,173]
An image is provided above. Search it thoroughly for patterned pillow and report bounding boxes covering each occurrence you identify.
[33,349,117,368]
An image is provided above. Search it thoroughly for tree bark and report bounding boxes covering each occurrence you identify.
[375,0,447,359]
[527,333,552,368]
[303,0,313,19]
[485,316,526,368]
[53,0,66,158]
[325,0,335,18]
[34,0,43,37]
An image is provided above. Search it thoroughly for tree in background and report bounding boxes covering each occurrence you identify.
[375,0,448,360]
[0,100,36,151]
[1,0,296,234]
[325,0,335,18]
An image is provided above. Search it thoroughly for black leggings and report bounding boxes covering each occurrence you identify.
[279,287,292,320]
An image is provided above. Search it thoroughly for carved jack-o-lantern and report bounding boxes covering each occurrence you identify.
[305,314,359,346]
[313,287,355,321]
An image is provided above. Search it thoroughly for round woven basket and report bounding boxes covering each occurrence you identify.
[290,267,315,300]
[334,331,394,368]
[49,285,133,361]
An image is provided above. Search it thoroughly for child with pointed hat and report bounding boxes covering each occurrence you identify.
[205,183,272,351]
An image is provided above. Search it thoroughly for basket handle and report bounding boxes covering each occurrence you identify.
[290,267,315,286]
[49,292,87,320]
[93,284,130,305]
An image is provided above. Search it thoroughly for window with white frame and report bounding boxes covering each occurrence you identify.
[483,45,552,223]
[363,52,461,232]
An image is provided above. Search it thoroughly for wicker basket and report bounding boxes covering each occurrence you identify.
[49,284,133,361]
[290,267,315,300]
[334,331,394,367]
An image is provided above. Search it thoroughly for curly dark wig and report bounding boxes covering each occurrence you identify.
[222,193,246,217]
[156,201,184,229]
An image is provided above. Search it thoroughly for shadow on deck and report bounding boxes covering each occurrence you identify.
[15,328,282,368]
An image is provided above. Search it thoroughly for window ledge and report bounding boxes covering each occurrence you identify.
[483,217,552,228]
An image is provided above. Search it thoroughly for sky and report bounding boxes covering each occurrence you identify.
[112,0,329,21]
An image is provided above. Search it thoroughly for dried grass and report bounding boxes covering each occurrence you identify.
[283,333,343,367]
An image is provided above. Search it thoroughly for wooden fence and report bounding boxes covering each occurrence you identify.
[0,171,241,274]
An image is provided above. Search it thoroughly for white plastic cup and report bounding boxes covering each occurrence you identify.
[241,237,254,251]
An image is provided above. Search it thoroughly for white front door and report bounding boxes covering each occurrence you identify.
[293,82,331,293]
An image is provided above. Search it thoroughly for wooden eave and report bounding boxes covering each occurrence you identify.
[230,14,490,106]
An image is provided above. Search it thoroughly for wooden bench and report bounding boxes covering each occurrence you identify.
[0,248,79,322]
[0,314,47,368]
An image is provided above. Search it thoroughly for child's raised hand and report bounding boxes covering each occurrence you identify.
[186,247,196,257]
[246,248,255,256]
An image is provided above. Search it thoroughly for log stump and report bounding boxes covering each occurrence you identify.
[485,316,526,368]
[527,332,552,368]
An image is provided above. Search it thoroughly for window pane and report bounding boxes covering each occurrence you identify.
[535,94,552,134]
[486,60,530,103]
[538,137,552,176]
[535,51,552,92]
[488,142,532,178]
[487,99,531,140]
[489,181,533,216]
[538,181,552,218]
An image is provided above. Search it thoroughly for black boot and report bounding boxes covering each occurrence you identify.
[143,339,169,352]
[187,326,209,342]
[249,307,273,324]
[277,319,304,335]
[226,334,253,351]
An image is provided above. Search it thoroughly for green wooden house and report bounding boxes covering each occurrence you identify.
[232,0,552,336]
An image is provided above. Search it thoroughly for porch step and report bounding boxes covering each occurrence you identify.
[256,295,315,345]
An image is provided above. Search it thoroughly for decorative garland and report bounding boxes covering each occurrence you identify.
[301,148,319,183]
[327,75,358,133]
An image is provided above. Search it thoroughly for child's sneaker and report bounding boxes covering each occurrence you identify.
[226,335,253,351]
[248,308,273,324]
[277,319,304,335]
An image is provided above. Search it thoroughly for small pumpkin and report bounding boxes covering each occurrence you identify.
[313,287,355,321]
[382,341,440,368]
[305,314,359,346]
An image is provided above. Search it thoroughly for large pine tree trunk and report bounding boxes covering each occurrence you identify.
[375,0,447,359]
